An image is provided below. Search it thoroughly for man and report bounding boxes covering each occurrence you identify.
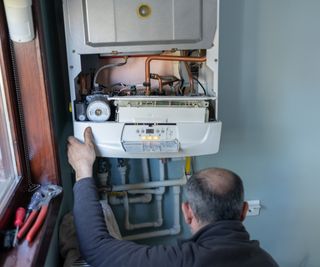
[67,127,278,267]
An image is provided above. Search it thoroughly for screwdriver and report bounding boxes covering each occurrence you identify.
[13,207,26,247]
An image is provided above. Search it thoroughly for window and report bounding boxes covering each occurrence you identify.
[0,67,20,213]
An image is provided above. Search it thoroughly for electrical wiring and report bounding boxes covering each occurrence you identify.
[192,77,207,95]
[119,86,137,95]
[110,82,128,89]
[93,57,128,88]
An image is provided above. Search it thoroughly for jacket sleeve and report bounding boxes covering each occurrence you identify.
[73,178,183,267]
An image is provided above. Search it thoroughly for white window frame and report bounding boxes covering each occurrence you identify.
[0,66,21,214]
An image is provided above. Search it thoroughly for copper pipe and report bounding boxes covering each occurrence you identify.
[79,73,86,96]
[150,73,163,94]
[144,55,206,95]
[150,74,180,95]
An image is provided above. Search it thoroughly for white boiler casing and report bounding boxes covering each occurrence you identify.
[63,0,221,158]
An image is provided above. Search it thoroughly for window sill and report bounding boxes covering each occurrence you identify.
[0,194,62,267]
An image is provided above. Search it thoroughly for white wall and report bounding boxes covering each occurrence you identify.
[195,1,320,266]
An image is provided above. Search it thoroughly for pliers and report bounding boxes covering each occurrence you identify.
[17,184,62,243]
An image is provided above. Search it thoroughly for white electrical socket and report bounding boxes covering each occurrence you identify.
[246,200,261,216]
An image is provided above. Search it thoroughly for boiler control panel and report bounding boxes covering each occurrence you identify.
[121,124,179,153]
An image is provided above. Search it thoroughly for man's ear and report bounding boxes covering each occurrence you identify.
[240,201,249,222]
[181,202,193,225]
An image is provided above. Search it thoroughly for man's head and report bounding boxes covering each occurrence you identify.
[181,168,248,233]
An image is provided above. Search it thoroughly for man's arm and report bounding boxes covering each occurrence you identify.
[73,177,182,267]
[68,128,183,267]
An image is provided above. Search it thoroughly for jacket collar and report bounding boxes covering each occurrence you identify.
[179,220,250,245]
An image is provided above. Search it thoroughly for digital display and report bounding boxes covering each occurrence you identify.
[146,129,154,134]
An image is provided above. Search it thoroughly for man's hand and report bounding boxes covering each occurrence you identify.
[67,127,96,181]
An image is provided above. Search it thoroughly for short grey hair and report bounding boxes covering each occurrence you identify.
[184,168,244,224]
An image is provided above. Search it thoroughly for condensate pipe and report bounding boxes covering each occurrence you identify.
[128,187,164,195]
[144,55,206,95]
[141,158,149,183]
[108,174,186,192]
[109,159,153,205]
[124,160,165,230]
[118,164,127,185]
[123,186,181,240]
[124,193,163,230]
[127,159,166,194]
[109,193,152,205]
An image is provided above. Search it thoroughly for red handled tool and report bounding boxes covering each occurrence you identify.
[13,207,26,247]
[25,193,53,243]
[17,208,41,241]
[17,184,62,244]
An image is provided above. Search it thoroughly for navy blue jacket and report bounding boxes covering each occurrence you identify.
[73,178,278,267]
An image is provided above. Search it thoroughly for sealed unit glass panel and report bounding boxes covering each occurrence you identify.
[0,69,19,212]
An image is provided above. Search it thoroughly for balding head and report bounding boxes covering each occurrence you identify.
[184,168,244,225]
[196,168,239,195]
